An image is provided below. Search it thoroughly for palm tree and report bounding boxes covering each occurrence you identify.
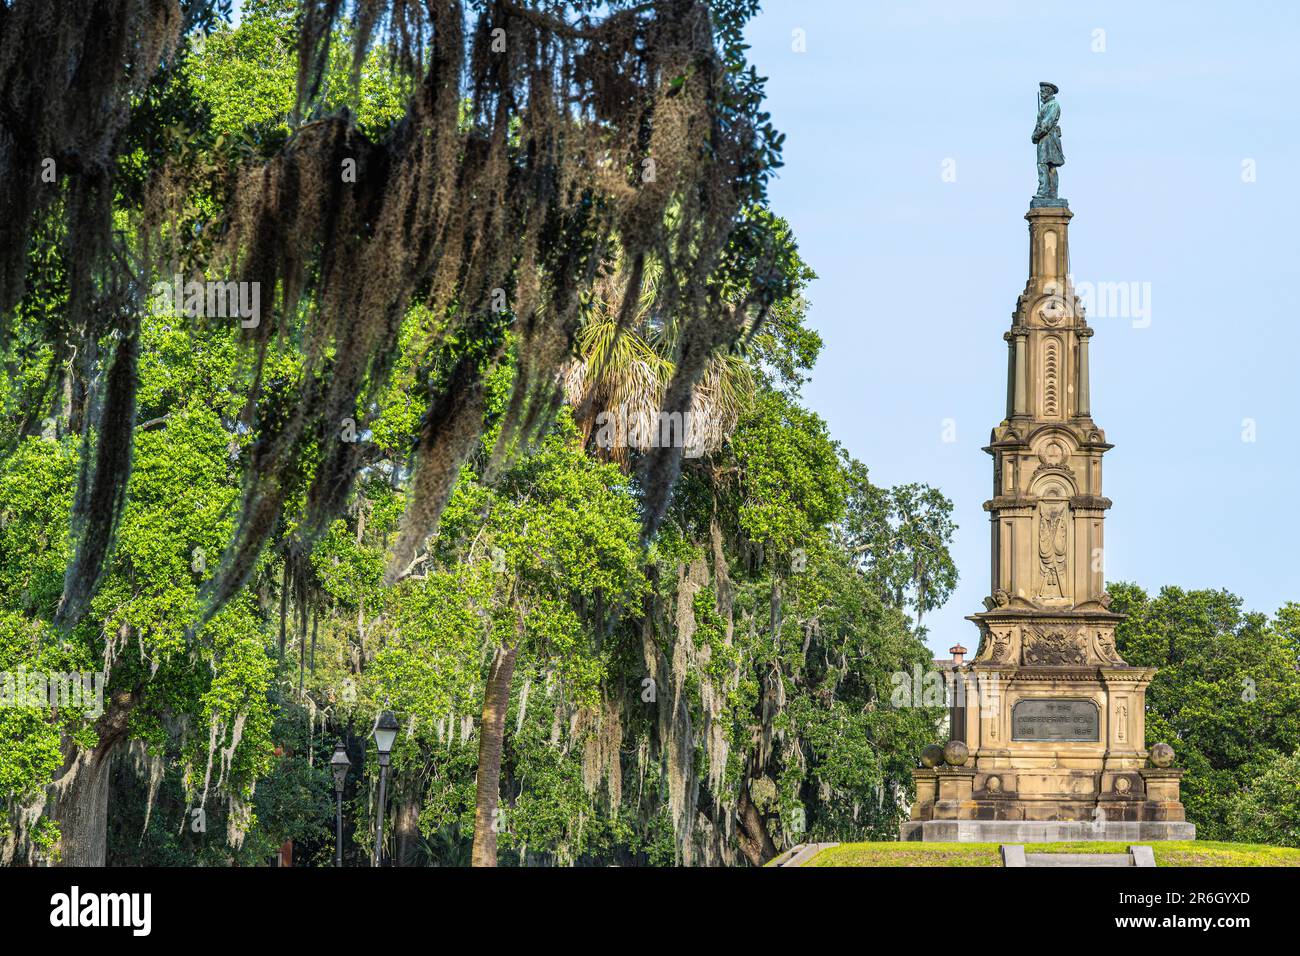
[563,259,753,468]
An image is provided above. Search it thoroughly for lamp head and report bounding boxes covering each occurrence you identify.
[329,739,351,792]
[372,710,399,760]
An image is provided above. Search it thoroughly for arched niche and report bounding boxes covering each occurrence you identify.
[1030,474,1073,605]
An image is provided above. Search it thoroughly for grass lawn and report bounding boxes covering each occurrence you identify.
[805,841,1300,867]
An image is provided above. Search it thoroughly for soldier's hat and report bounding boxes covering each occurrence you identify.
[1039,81,1059,94]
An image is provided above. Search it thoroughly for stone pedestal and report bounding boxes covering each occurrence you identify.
[1140,768,1188,822]
[934,767,977,821]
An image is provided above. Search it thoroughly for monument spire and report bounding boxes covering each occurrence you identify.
[901,86,1193,842]
[989,200,1111,611]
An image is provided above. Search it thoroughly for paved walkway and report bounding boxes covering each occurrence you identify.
[771,842,839,867]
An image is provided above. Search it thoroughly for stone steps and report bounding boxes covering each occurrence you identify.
[1001,844,1156,867]
[1026,852,1132,866]
[903,820,1195,842]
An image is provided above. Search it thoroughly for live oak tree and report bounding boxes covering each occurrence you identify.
[0,319,277,864]
[0,0,969,868]
[385,411,646,866]
[2,0,791,621]
[0,0,787,862]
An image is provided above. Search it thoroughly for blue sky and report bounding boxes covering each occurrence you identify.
[741,0,1300,654]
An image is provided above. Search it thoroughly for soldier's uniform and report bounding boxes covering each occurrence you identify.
[1033,82,1064,198]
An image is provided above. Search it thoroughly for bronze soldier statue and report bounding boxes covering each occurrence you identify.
[1032,81,1064,202]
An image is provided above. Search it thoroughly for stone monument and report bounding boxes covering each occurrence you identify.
[901,85,1194,842]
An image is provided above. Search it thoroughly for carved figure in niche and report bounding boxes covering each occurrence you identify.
[1036,504,1069,600]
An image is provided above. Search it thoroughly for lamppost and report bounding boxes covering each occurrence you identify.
[330,740,350,867]
[371,710,398,866]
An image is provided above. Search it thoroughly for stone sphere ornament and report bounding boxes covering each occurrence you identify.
[920,744,945,768]
[1150,742,1176,768]
[943,740,969,767]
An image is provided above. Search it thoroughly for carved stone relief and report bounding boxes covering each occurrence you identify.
[1035,502,1069,602]
[1022,626,1089,666]
[1042,336,1061,416]
[978,625,1014,663]
[1092,628,1124,664]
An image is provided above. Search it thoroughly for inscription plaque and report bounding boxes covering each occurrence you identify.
[1011,698,1098,741]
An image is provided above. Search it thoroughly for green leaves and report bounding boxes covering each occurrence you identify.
[1229,751,1300,848]
[188,0,407,142]
[0,612,92,817]
[0,438,76,616]
[1113,583,1300,841]
[729,390,847,560]
[838,464,958,627]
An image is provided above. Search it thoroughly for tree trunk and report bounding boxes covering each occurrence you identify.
[471,641,518,867]
[278,559,289,658]
[48,691,136,866]
[67,333,96,439]
[394,794,422,867]
[736,777,778,867]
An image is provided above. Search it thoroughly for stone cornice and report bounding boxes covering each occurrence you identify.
[1099,666,1158,681]
[965,665,1148,681]
[967,609,1128,624]
[983,495,1036,512]
[982,494,1114,513]
[985,422,1113,453]
[1025,205,1074,222]
[1069,494,1112,511]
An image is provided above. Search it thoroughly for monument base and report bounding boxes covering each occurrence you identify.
[905,762,1193,843]
[899,820,1196,842]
